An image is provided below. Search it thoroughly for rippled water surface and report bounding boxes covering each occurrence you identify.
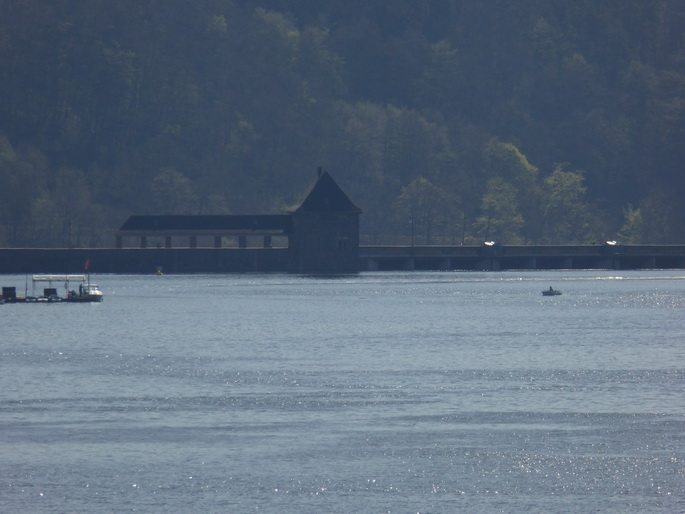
[1,270,684,513]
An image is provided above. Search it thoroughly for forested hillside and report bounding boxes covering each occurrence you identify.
[1,0,684,247]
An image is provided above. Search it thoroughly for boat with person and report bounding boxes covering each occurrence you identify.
[66,282,104,302]
[542,286,562,296]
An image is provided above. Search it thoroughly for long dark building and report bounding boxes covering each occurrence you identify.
[116,169,362,273]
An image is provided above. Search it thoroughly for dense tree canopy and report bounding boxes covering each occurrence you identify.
[1,0,684,247]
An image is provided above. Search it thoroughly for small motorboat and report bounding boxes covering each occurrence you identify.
[542,286,562,296]
[66,282,104,302]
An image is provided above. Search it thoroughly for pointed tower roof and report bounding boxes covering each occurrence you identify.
[289,169,362,213]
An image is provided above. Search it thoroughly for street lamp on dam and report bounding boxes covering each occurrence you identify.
[409,212,414,256]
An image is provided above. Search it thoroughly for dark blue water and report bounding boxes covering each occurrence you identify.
[2,271,684,513]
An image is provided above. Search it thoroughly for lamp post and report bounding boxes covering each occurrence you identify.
[409,212,414,256]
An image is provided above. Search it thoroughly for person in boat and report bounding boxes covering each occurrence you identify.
[549,286,554,292]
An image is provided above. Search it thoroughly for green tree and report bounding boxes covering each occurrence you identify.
[393,177,457,244]
[150,168,198,214]
[417,39,463,114]
[474,177,524,243]
[617,204,645,244]
[27,167,97,247]
[0,136,49,246]
[483,140,538,186]
[618,187,681,244]
[482,140,541,241]
[540,165,596,243]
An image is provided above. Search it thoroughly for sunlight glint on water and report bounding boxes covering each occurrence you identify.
[1,270,684,513]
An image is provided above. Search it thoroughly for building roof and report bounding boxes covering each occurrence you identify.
[288,169,362,213]
[119,214,291,233]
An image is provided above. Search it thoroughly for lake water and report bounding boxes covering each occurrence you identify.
[1,270,684,513]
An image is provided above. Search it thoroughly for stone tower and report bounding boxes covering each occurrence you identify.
[288,169,362,273]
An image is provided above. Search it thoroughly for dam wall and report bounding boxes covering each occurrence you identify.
[1,245,684,274]
[360,245,685,271]
[0,248,290,274]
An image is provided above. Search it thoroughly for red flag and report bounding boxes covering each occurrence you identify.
[84,258,90,271]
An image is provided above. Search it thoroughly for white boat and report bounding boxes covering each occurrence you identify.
[66,282,104,302]
[32,274,104,302]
